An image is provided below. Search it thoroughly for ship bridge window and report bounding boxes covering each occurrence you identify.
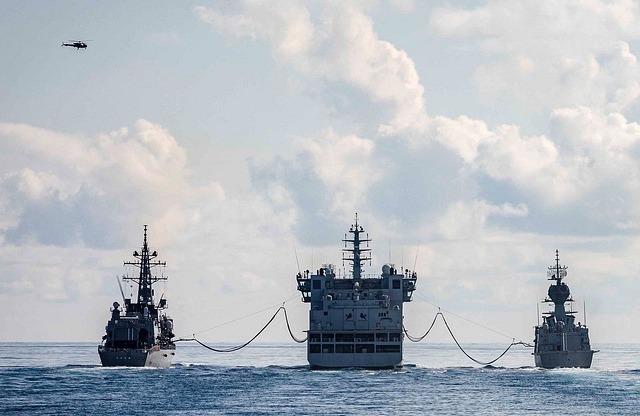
[376,333,388,342]
[322,333,335,342]
[390,333,401,342]
[309,333,321,343]
[309,344,321,354]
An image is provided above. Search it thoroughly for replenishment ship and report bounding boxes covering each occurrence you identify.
[533,250,595,368]
[98,225,176,367]
[296,215,417,368]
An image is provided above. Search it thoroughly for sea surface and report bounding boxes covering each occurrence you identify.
[1,342,639,415]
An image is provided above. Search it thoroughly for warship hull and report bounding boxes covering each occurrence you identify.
[534,350,593,369]
[98,346,175,368]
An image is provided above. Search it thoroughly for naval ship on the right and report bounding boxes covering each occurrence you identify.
[533,250,595,368]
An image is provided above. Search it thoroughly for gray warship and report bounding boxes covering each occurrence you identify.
[98,225,176,367]
[296,215,417,369]
[533,250,594,368]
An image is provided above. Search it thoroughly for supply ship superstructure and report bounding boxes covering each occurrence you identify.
[533,250,594,368]
[296,215,417,368]
[98,225,176,367]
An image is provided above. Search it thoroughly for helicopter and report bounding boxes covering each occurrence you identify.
[61,40,91,50]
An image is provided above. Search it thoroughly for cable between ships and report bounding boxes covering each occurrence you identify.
[179,296,534,365]
[180,305,308,352]
[404,310,533,365]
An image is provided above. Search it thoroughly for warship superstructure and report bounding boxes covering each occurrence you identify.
[533,250,594,368]
[98,225,176,367]
[296,215,417,368]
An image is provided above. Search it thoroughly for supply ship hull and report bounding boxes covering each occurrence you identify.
[307,330,403,369]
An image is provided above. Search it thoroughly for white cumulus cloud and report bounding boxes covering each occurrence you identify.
[196,1,428,135]
[431,0,640,112]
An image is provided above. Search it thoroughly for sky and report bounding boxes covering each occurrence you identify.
[1,0,640,347]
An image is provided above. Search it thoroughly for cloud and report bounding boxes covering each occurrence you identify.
[436,200,528,240]
[251,103,640,243]
[194,1,640,240]
[250,129,379,244]
[430,0,640,112]
[195,1,428,135]
[428,104,640,225]
[548,107,640,229]
[0,120,297,336]
[196,1,640,246]
[0,119,227,306]
[0,120,213,248]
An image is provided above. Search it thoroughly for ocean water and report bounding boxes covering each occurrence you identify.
[1,342,639,415]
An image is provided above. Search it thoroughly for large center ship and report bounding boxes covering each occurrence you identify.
[98,225,176,367]
[296,215,417,369]
[533,250,595,368]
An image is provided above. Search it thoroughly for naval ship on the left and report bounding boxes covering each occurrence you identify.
[98,225,176,367]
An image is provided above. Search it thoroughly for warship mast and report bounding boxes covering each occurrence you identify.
[123,224,167,311]
[545,249,574,322]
